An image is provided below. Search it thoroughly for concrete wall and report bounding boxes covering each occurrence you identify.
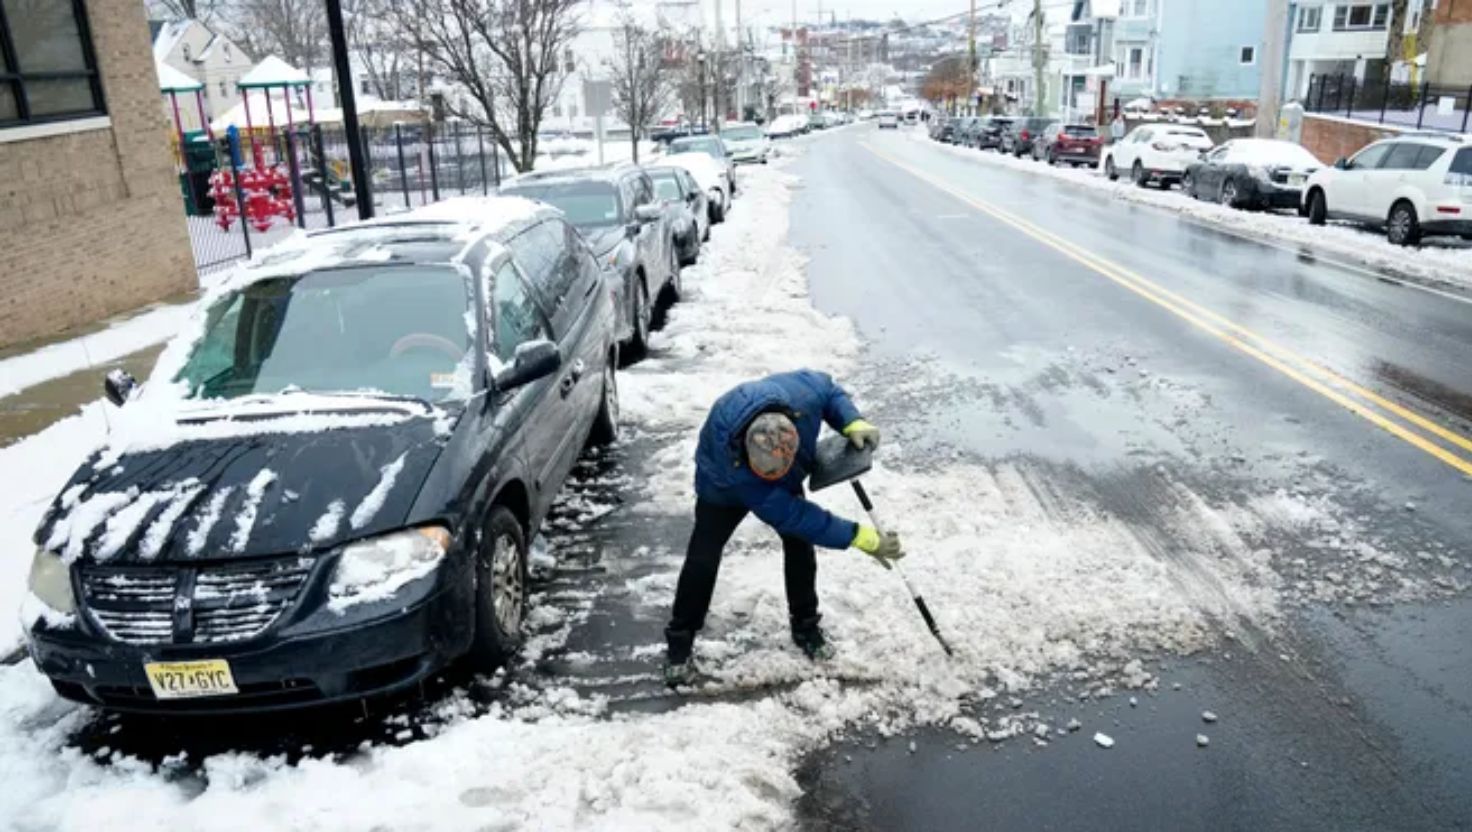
[1298,111,1403,163]
[0,0,195,350]
[1156,0,1268,99]
[1425,0,1472,85]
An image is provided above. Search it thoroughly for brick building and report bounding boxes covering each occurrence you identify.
[0,0,194,350]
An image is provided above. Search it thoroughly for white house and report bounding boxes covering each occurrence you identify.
[150,19,251,121]
[1284,1,1393,100]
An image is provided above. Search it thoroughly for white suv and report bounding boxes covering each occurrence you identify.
[1302,134,1472,246]
[1103,124,1215,187]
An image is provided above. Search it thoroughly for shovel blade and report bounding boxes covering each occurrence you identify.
[809,434,873,492]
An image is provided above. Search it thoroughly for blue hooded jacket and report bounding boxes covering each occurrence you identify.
[693,370,863,549]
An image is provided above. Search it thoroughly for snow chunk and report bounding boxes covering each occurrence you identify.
[1196,734,1210,747]
[1093,732,1115,749]
[350,453,407,530]
[310,499,347,544]
[1201,710,1218,723]
[187,486,234,555]
[45,487,137,563]
[229,470,278,552]
[19,592,75,630]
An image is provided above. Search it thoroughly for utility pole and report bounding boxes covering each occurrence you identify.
[1032,0,1047,117]
[735,0,743,120]
[714,0,725,130]
[968,0,977,116]
[325,0,371,218]
[1257,0,1291,138]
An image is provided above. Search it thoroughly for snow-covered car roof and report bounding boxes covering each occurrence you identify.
[663,152,727,191]
[1217,139,1322,168]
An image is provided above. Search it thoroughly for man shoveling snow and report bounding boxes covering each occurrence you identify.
[664,370,905,686]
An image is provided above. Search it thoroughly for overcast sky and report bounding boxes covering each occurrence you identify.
[719,0,966,27]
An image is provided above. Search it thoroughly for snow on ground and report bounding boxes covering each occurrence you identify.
[0,304,192,400]
[904,130,1472,295]
[0,139,1448,831]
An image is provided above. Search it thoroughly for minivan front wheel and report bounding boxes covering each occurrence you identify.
[469,507,527,669]
[589,363,619,446]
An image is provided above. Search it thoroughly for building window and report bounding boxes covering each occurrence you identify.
[1123,46,1145,79]
[0,0,106,127]
[218,79,227,97]
[563,48,575,73]
[1239,46,1256,64]
[1297,6,1322,32]
[1125,0,1149,17]
[1333,3,1389,31]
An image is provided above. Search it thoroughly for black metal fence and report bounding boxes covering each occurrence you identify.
[183,122,514,277]
[1304,73,1472,134]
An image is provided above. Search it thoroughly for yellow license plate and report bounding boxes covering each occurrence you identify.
[144,659,239,699]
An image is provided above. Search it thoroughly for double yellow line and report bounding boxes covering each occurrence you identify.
[860,142,1472,477]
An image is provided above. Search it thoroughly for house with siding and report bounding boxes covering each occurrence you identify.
[0,0,194,349]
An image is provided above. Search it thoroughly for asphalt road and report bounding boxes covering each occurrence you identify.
[790,126,1472,831]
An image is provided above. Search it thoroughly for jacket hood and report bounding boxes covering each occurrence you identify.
[36,414,451,565]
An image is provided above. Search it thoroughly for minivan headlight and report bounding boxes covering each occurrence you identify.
[328,526,450,609]
[27,548,76,616]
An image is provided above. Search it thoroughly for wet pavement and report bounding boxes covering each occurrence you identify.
[0,346,161,449]
[788,126,1472,830]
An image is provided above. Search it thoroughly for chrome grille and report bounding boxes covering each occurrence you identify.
[79,558,312,646]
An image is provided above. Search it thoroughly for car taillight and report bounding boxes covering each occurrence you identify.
[1020,131,1031,140]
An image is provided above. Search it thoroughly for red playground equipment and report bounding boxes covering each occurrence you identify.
[208,56,315,234]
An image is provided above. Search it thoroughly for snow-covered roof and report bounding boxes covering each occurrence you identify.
[240,55,310,88]
[209,91,312,132]
[151,18,191,63]
[156,61,203,93]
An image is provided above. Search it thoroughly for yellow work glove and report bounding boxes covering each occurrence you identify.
[842,419,881,451]
[852,524,905,570]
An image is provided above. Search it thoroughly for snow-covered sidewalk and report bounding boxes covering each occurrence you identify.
[0,142,1453,832]
[904,130,1472,296]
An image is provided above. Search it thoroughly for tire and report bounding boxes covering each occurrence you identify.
[1387,201,1421,247]
[467,506,527,669]
[626,278,651,361]
[709,193,726,224]
[1219,178,1240,208]
[1047,150,1057,166]
[680,222,699,266]
[664,243,682,305]
[1306,189,1327,226]
[1105,156,1118,181]
[587,362,619,446]
[1132,160,1148,188]
[1182,172,1196,199]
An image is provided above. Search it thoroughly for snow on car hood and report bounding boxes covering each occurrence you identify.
[36,411,450,565]
[663,152,725,192]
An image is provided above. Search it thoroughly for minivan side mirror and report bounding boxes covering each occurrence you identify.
[1334,157,1348,170]
[493,339,561,392]
[634,204,662,224]
[103,369,138,408]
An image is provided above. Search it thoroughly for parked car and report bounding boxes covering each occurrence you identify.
[1303,135,1472,246]
[1033,123,1104,166]
[969,115,1014,150]
[502,165,680,357]
[664,151,733,226]
[766,114,809,138]
[721,122,772,165]
[1000,117,1056,157]
[929,117,957,143]
[877,112,899,129]
[667,134,737,196]
[1183,139,1322,210]
[647,164,709,266]
[23,200,620,714]
[1103,124,1214,187]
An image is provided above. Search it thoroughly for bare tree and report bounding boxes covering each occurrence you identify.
[147,0,223,22]
[604,15,673,163]
[219,0,327,75]
[344,0,419,101]
[394,0,582,173]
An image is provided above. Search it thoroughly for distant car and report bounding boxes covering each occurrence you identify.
[1303,135,1472,246]
[722,122,771,165]
[1000,117,1056,157]
[24,201,620,714]
[1103,124,1214,187]
[766,114,809,138]
[664,151,732,226]
[1183,139,1322,210]
[970,115,1014,150]
[877,112,899,129]
[647,164,709,266]
[502,165,680,357]
[668,134,737,196]
[1033,123,1103,166]
[929,117,956,143]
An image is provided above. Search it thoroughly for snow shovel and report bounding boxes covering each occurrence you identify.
[810,435,956,657]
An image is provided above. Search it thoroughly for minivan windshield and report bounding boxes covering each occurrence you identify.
[175,266,473,403]
[501,181,623,227]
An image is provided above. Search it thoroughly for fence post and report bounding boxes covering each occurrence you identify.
[427,121,441,203]
[394,123,411,209]
[359,128,375,213]
[1345,76,1357,119]
[1332,73,1344,111]
[1314,74,1327,112]
[1379,73,1392,124]
[477,128,488,195]
[1416,81,1430,129]
[285,129,308,230]
[228,147,252,259]
[454,122,466,195]
[491,141,501,188]
[312,124,335,228]
[1463,84,1471,134]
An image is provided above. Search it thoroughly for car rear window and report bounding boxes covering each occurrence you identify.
[1448,149,1472,184]
[1063,125,1097,137]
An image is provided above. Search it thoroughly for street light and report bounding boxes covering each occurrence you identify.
[696,49,708,131]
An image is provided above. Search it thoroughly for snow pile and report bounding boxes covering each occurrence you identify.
[0,303,191,399]
[910,131,1472,294]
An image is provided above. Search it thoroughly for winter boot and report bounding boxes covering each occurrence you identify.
[792,622,836,662]
[664,628,699,687]
[663,657,701,688]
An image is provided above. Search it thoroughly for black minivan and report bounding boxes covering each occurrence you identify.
[23,197,619,713]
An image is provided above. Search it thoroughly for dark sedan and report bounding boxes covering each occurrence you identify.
[1183,138,1323,210]
[969,115,1014,150]
[1033,123,1104,166]
[1000,117,1056,157]
[23,206,620,714]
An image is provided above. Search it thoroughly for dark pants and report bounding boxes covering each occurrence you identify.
[666,497,820,663]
